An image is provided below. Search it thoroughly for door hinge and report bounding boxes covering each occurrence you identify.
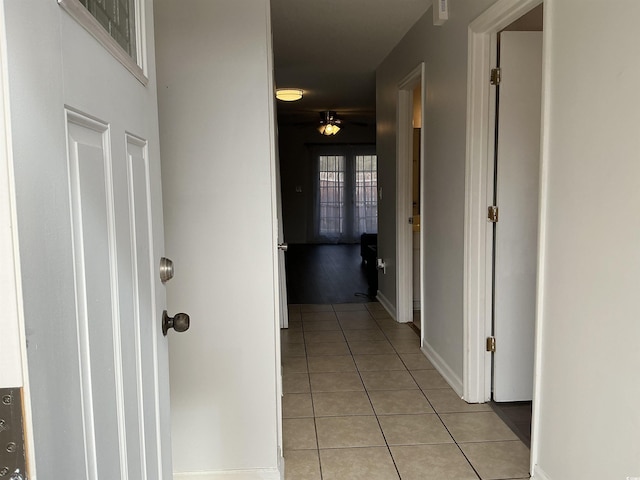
[488,205,499,223]
[490,67,501,85]
[408,217,414,225]
[486,336,496,353]
[0,388,28,479]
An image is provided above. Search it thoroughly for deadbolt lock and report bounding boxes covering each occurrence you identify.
[159,257,174,283]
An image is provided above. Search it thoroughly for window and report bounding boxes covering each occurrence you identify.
[78,0,137,61]
[314,146,377,243]
[319,155,345,237]
[354,154,378,235]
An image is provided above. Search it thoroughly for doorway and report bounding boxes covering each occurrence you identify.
[463,0,544,468]
[396,64,425,332]
[411,84,423,332]
[491,24,543,405]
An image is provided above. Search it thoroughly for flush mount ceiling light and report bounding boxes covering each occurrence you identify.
[275,88,303,101]
[318,111,343,136]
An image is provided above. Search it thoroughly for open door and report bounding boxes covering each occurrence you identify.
[492,31,543,402]
[3,0,172,476]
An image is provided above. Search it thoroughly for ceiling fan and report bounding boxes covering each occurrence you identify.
[277,109,372,135]
[318,111,343,136]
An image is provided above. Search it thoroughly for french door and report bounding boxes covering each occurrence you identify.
[314,145,377,243]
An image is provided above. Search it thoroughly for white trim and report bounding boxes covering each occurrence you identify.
[531,464,552,480]
[421,344,463,397]
[173,469,282,480]
[58,0,148,86]
[530,2,552,474]
[462,0,542,404]
[0,7,22,390]
[0,9,36,476]
[376,290,397,321]
[396,63,425,326]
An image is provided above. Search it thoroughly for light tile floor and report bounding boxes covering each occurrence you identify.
[282,303,530,480]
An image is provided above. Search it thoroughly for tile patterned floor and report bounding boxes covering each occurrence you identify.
[282,303,531,480]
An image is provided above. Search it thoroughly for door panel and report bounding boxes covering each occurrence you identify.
[67,113,122,479]
[493,31,543,402]
[126,135,160,480]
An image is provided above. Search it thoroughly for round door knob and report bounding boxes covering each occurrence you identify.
[162,310,190,336]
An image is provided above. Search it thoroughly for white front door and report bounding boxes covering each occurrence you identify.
[492,31,543,402]
[3,0,171,477]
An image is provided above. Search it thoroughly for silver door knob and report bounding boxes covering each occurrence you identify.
[278,243,288,251]
[162,310,190,336]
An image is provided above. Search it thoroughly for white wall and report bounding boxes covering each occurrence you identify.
[376,0,496,380]
[533,1,640,478]
[154,0,281,476]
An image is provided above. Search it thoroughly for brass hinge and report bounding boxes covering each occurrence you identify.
[488,205,499,223]
[486,336,496,353]
[490,67,501,85]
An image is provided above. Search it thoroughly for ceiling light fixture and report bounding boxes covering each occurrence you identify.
[318,111,342,136]
[276,88,303,101]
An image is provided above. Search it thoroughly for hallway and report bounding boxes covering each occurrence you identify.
[281,302,530,479]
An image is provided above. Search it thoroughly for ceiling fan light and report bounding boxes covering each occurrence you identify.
[318,123,340,136]
[276,88,303,101]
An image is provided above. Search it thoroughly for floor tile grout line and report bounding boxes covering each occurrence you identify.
[285,305,530,479]
[341,307,403,479]
[378,312,486,479]
[301,318,325,480]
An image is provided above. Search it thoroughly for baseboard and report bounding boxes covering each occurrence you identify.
[174,468,282,480]
[531,465,551,480]
[376,290,397,320]
[422,342,464,396]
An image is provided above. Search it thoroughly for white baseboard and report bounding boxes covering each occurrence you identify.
[531,465,551,480]
[422,342,464,396]
[376,290,397,320]
[174,468,281,480]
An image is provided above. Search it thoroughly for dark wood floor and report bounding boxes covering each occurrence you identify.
[284,244,371,304]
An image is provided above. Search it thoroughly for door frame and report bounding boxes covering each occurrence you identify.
[396,63,425,327]
[0,14,35,474]
[265,4,285,468]
[462,0,543,403]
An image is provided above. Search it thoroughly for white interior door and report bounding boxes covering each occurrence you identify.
[493,31,542,402]
[3,0,171,477]
[275,143,289,329]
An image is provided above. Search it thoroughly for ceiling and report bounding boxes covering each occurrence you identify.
[270,0,432,126]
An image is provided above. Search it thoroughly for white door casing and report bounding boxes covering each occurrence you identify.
[492,31,543,402]
[3,0,171,477]
[396,63,425,327]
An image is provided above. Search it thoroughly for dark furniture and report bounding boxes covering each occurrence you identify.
[360,233,378,298]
